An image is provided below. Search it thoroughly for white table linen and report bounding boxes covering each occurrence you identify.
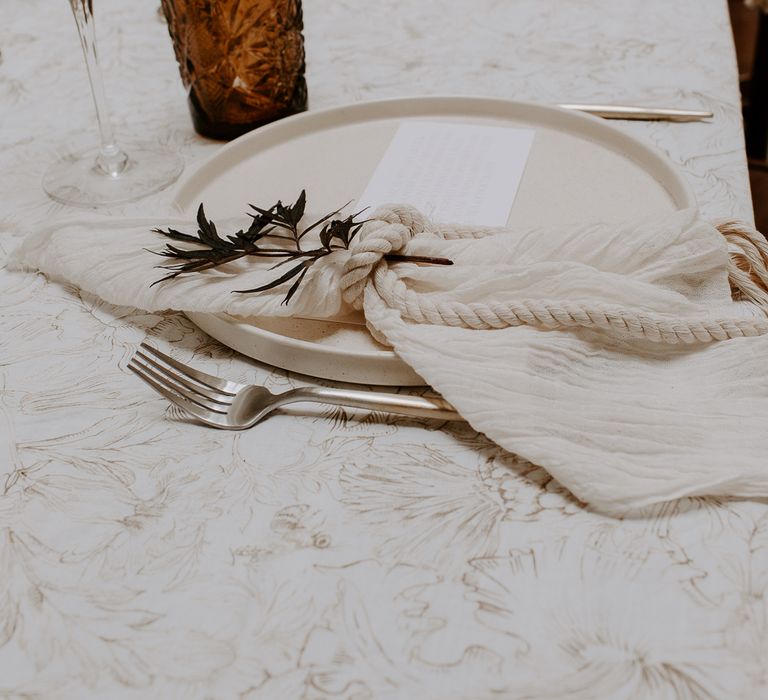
[1,1,765,698]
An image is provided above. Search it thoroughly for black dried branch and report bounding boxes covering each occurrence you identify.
[151,191,452,304]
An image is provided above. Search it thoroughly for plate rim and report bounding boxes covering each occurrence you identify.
[174,94,697,211]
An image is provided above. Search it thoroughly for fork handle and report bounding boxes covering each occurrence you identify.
[286,387,462,422]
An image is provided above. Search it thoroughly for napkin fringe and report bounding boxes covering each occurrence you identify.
[719,219,768,307]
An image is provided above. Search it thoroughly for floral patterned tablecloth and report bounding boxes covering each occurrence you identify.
[1,1,765,698]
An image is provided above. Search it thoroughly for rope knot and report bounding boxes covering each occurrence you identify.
[339,208,768,345]
[340,205,431,309]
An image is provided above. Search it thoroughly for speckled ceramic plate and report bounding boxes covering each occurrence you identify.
[173,96,696,385]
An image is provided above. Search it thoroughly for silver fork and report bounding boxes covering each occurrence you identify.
[128,342,461,429]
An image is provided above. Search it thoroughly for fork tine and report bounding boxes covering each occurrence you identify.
[128,363,228,428]
[135,350,232,406]
[139,342,239,395]
[130,357,230,414]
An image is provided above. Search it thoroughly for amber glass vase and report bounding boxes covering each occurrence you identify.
[161,0,307,140]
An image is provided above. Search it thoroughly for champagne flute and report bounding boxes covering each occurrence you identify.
[43,0,183,208]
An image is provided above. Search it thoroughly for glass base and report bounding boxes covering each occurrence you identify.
[43,145,184,208]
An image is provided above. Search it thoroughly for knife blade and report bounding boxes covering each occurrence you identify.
[559,103,713,122]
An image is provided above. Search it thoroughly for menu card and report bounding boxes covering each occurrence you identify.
[356,120,535,226]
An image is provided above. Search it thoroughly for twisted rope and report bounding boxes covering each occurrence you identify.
[340,207,768,344]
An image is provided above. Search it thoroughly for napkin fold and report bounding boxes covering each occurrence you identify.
[12,206,768,513]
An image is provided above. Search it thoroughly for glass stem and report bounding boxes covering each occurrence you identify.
[69,0,128,177]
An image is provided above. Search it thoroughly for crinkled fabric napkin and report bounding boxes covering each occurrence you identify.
[12,206,768,513]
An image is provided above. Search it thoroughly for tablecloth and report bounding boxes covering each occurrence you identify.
[1,1,765,698]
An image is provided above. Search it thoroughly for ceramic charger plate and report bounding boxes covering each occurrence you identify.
[174,96,696,385]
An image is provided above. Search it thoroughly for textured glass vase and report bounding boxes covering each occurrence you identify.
[161,0,307,140]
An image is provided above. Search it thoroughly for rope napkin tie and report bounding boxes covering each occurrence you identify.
[343,205,768,344]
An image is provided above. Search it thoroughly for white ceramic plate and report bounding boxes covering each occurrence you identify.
[175,96,696,385]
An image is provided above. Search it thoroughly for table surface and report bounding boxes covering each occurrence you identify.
[2,1,766,698]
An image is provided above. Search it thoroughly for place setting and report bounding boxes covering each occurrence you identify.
[4,0,768,697]
[16,0,768,510]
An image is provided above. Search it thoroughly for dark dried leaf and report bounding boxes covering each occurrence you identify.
[298,199,351,241]
[319,225,333,250]
[195,203,233,251]
[283,266,309,305]
[234,259,307,294]
[290,189,306,227]
[152,227,201,244]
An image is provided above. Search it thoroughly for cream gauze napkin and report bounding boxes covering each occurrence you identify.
[12,205,768,513]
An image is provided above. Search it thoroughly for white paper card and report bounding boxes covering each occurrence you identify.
[356,121,535,227]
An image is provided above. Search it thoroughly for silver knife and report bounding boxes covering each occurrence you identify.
[559,103,713,122]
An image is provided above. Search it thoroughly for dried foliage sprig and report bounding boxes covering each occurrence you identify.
[151,190,451,304]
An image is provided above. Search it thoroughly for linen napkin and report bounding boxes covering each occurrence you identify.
[12,205,768,513]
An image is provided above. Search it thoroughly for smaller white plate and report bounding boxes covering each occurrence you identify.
[175,96,696,386]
